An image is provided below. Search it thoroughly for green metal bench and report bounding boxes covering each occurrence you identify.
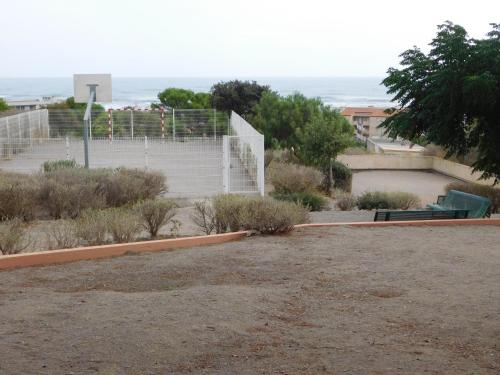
[374,209,469,221]
[427,190,491,218]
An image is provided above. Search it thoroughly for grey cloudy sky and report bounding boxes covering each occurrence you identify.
[2,0,499,77]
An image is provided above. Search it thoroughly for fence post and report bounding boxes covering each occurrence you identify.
[65,136,70,160]
[213,108,217,140]
[28,111,32,147]
[38,110,42,140]
[130,110,134,139]
[17,114,21,138]
[144,135,149,169]
[222,135,230,193]
[258,135,265,196]
[172,108,176,142]
[6,116,10,140]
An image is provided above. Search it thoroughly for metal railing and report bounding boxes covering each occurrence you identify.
[0,108,264,197]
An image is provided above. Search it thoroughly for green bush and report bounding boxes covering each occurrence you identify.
[42,159,78,172]
[445,182,500,213]
[336,194,357,211]
[74,209,109,246]
[331,160,352,193]
[135,199,177,238]
[105,207,142,243]
[268,162,322,194]
[0,172,39,221]
[0,220,30,255]
[271,191,328,211]
[191,195,310,235]
[357,191,421,210]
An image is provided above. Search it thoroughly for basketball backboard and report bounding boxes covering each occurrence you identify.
[73,74,112,103]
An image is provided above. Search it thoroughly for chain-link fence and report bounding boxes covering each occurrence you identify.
[0,109,264,197]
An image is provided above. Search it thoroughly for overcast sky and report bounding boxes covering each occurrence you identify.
[2,0,499,77]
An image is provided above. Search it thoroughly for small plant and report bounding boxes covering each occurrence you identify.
[136,199,177,238]
[44,220,79,250]
[42,159,78,172]
[336,194,357,211]
[74,209,109,246]
[0,220,30,255]
[268,162,323,194]
[191,199,216,235]
[169,219,182,237]
[105,207,142,243]
[271,191,328,212]
[357,191,421,210]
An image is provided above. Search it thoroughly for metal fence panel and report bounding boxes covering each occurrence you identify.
[0,109,264,198]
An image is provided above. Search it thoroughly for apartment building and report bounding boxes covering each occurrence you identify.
[341,107,389,139]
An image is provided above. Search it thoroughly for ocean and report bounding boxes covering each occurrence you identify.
[0,77,393,109]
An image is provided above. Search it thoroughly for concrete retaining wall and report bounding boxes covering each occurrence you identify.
[338,154,497,186]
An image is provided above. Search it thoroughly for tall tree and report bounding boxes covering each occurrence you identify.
[299,113,354,189]
[210,80,269,117]
[381,22,500,182]
[158,88,210,109]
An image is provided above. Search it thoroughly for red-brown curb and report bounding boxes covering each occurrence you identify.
[1,218,498,271]
[0,232,248,271]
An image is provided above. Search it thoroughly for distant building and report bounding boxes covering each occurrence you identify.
[6,96,62,111]
[341,107,389,139]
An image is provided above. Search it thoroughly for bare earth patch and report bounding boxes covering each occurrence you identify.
[0,225,499,374]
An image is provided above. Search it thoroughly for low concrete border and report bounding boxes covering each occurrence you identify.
[295,218,500,228]
[1,219,499,271]
[0,232,247,271]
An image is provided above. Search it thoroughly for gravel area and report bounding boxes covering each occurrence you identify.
[0,225,499,374]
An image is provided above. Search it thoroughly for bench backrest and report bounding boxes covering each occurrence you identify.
[374,209,469,221]
[441,190,491,218]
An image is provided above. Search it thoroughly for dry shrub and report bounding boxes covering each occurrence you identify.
[0,172,39,221]
[268,162,322,194]
[240,197,309,234]
[136,199,177,238]
[264,149,274,168]
[45,220,79,250]
[0,220,30,255]
[38,175,106,219]
[74,209,109,246]
[213,194,248,233]
[192,195,310,235]
[445,182,500,213]
[100,168,167,207]
[38,168,166,219]
[106,207,142,243]
[357,191,421,210]
[336,194,357,211]
[192,199,217,235]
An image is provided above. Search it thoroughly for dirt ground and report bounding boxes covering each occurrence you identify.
[1,225,499,374]
[352,170,462,205]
